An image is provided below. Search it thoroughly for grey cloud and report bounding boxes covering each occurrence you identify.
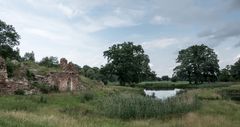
[235,42,240,47]
[229,0,240,10]
[198,22,240,47]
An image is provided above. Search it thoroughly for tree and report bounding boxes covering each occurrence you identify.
[0,19,20,47]
[231,58,240,81]
[0,45,21,60]
[219,65,232,82]
[103,42,152,85]
[0,19,21,60]
[161,75,170,81]
[23,51,35,62]
[100,64,118,84]
[39,56,59,67]
[174,44,219,84]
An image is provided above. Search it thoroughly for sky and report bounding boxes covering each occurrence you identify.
[0,0,240,77]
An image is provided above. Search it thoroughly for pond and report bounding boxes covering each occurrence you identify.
[144,89,182,100]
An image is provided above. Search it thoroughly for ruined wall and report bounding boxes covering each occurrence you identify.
[0,56,81,94]
[0,57,30,94]
[0,57,8,83]
[45,58,80,92]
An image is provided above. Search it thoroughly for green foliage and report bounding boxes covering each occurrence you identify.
[79,91,95,103]
[220,86,240,101]
[26,69,35,81]
[138,81,234,90]
[39,96,48,103]
[161,75,170,81]
[32,82,58,94]
[230,58,240,81]
[100,94,200,119]
[0,19,20,47]
[14,89,25,95]
[0,96,40,111]
[23,51,35,62]
[103,42,154,85]
[0,45,21,60]
[79,65,108,84]
[138,81,189,90]
[39,56,59,68]
[219,65,232,82]
[0,19,21,61]
[5,59,18,78]
[174,44,219,84]
[171,76,178,82]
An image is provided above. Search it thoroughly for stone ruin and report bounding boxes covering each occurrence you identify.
[44,58,80,92]
[0,57,8,83]
[0,57,30,94]
[0,56,82,94]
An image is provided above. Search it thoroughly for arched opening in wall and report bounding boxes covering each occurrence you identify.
[67,78,72,91]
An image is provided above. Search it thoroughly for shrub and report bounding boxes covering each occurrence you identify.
[32,82,57,94]
[26,69,35,81]
[6,59,18,78]
[80,91,95,103]
[14,89,25,95]
[39,95,47,103]
[220,88,240,101]
[99,94,200,119]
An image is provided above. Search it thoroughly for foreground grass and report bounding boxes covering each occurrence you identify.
[100,94,199,119]
[0,84,239,127]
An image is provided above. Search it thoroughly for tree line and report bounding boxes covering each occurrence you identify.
[1,19,240,85]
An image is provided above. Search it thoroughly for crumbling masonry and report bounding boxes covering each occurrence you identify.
[45,58,79,92]
[0,57,29,94]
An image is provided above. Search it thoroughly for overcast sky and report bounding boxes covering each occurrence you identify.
[1,0,240,77]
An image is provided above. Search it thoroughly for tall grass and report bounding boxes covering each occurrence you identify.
[0,96,44,112]
[99,94,200,119]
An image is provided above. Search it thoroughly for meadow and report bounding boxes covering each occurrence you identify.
[0,81,240,127]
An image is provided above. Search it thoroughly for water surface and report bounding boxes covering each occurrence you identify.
[144,89,181,100]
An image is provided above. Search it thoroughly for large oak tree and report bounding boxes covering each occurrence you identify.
[103,42,153,85]
[174,44,219,84]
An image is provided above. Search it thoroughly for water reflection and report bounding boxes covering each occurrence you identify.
[144,89,181,100]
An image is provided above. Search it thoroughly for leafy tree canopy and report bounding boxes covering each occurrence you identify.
[0,19,20,47]
[23,51,35,62]
[231,58,240,80]
[103,42,153,85]
[39,56,59,67]
[0,19,21,60]
[174,44,219,84]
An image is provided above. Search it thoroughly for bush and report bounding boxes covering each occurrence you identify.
[80,91,95,103]
[32,82,58,94]
[99,94,200,119]
[220,88,240,101]
[26,69,35,81]
[6,59,18,78]
[14,89,25,95]
[171,76,178,82]
[39,95,47,103]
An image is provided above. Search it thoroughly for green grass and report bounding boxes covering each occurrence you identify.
[138,81,236,90]
[0,83,239,127]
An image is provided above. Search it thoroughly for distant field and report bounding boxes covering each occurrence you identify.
[138,81,238,90]
[139,81,189,85]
